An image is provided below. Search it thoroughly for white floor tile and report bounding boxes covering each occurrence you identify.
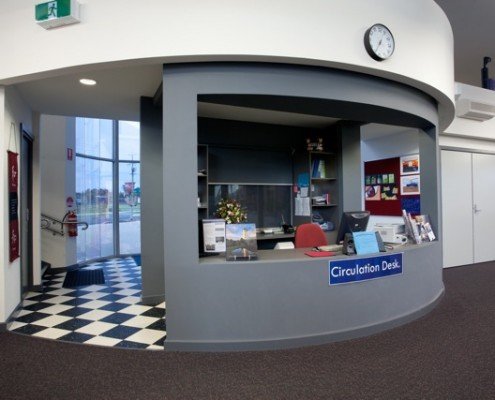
[116,296,141,305]
[32,328,72,340]
[147,345,164,351]
[43,295,76,305]
[118,305,152,315]
[8,321,27,331]
[79,291,109,300]
[37,304,74,315]
[22,299,37,307]
[76,321,117,335]
[122,315,160,328]
[111,282,136,289]
[79,300,111,309]
[155,302,166,309]
[24,291,43,299]
[78,285,108,292]
[31,315,72,328]
[16,309,34,317]
[109,277,133,283]
[46,288,76,296]
[113,289,140,296]
[125,329,166,345]
[77,309,114,321]
[84,336,122,347]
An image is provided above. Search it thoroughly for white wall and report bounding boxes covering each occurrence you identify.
[441,83,495,151]
[0,86,34,323]
[361,125,420,229]
[40,115,77,269]
[0,0,455,128]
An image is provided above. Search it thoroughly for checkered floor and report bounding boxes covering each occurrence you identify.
[7,257,166,350]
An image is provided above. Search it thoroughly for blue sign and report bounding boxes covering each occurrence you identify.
[329,253,403,285]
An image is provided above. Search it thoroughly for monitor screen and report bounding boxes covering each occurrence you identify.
[336,211,370,244]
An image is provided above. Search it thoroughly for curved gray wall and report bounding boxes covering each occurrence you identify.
[159,63,443,351]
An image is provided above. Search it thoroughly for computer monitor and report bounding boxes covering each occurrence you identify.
[336,211,370,244]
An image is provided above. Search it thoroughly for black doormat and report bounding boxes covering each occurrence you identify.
[63,268,105,288]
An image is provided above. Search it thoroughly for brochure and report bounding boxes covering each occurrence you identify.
[202,219,226,253]
[225,223,258,261]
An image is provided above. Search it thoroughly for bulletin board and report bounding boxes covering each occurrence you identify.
[364,156,420,216]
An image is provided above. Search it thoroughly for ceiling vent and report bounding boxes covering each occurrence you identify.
[456,98,495,121]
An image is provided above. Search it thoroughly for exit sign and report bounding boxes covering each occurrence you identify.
[35,0,80,29]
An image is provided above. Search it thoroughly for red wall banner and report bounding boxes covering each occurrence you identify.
[8,151,19,262]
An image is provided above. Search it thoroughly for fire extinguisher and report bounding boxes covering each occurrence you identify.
[66,211,78,237]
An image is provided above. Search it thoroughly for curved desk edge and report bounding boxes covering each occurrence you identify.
[165,287,444,352]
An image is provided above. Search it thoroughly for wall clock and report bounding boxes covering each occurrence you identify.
[364,24,395,61]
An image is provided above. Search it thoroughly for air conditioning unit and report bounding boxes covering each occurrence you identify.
[456,98,495,121]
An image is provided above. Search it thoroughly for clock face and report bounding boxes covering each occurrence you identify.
[365,24,395,61]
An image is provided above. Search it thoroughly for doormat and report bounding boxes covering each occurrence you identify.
[63,268,105,288]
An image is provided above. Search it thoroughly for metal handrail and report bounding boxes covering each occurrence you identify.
[41,213,89,236]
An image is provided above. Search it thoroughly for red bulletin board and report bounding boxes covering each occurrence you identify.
[364,156,402,216]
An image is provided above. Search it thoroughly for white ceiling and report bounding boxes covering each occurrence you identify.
[11,1,495,123]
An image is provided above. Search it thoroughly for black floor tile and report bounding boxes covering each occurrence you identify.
[152,336,166,346]
[147,319,167,331]
[100,313,135,325]
[58,332,95,343]
[15,312,52,324]
[10,324,47,335]
[100,325,141,340]
[141,308,165,318]
[58,307,93,318]
[53,318,93,331]
[99,302,130,312]
[23,302,55,312]
[25,294,58,302]
[114,340,149,349]
[97,294,128,303]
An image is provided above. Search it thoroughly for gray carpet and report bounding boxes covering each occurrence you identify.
[1,261,495,399]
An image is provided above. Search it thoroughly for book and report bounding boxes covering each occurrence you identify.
[225,223,258,261]
[402,209,421,244]
[414,215,436,242]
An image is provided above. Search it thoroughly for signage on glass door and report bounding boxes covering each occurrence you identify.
[329,253,403,285]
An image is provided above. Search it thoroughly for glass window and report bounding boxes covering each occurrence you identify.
[118,121,140,161]
[209,185,291,228]
[76,158,114,262]
[76,118,113,159]
[119,162,141,254]
[75,118,141,262]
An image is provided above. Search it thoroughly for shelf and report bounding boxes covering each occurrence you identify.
[198,205,208,209]
[311,177,337,181]
[311,204,338,207]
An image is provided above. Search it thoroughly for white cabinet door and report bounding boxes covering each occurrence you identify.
[472,153,495,263]
[441,150,474,268]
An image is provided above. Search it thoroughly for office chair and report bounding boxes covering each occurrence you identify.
[294,223,328,248]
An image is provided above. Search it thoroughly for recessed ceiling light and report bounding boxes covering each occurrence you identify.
[79,78,97,86]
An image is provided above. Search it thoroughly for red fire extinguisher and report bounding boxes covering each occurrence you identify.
[66,211,78,237]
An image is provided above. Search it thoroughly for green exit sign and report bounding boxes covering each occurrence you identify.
[35,0,80,29]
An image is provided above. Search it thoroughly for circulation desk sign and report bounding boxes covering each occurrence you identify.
[329,253,403,285]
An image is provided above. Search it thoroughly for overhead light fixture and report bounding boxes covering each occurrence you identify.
[79,78,97,86]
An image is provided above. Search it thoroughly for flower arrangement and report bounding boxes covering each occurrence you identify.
[215,198,247,224]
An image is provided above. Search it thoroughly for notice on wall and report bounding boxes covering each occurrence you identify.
[295,197,311,216]
[202,219,226,253]
[329,253,403,285]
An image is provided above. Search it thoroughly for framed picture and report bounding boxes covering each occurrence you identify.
[400,154,420,175]
[365,185,381,201]
[400,174,420,195]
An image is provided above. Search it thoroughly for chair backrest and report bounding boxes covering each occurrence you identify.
[294,223,328,248]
